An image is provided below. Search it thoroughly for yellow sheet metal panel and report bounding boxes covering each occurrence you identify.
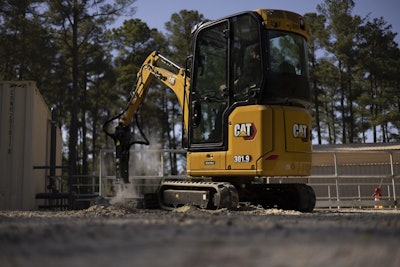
[187,105,312,177]
[187,151,226,175]
[255,9,310,41]
[227,105,273,171]
[256,106,311,176]
[0,81,62,210]
[284,106,312,153]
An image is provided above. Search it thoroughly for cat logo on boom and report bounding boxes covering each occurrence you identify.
[234,123,257,140]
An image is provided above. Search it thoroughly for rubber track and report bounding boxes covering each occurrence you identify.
[159,180,239,210]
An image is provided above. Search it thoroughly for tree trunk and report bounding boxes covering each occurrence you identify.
[68,4,79,178]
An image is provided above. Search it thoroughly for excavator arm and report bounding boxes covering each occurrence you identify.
[103,51,190,183]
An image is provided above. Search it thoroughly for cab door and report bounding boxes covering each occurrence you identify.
[189,20,229,151]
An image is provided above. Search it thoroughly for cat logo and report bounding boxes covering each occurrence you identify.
[234,123,257,140]
[293,123,308,139]
[168,76,176,85]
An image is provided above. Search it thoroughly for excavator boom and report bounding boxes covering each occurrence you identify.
[103,51,189,183]
[119,51,189,128]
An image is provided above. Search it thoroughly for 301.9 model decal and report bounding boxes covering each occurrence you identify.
[233,155,252,163]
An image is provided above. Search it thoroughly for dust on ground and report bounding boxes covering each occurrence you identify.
[1,205,399,267]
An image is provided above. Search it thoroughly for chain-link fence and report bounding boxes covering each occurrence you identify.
[99,148,400,209]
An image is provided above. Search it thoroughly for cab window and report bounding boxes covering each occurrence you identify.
[191,21,229,145]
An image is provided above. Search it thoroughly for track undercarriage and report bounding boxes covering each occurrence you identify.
[158,180,316,212]
[159,181,239,210]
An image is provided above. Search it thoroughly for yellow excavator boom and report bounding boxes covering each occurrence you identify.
[119,51,190,130]
[103,51,190,183]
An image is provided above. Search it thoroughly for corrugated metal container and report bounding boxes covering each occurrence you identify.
[0,81,62,210]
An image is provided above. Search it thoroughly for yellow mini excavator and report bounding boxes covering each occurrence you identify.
[103,9,316,212]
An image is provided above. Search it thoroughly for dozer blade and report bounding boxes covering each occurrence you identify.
[158,181,239,210]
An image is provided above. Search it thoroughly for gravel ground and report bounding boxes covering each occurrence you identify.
[0,205,399,267]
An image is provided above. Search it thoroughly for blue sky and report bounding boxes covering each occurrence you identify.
[124,0,399,43]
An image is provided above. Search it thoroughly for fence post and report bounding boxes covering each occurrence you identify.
[334,152,340,209]
[389,151,397,208]
[161,152,166,177]
[328,185,331,209]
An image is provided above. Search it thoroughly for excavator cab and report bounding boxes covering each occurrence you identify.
[173,10,316,211]
[187,10,311,176]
